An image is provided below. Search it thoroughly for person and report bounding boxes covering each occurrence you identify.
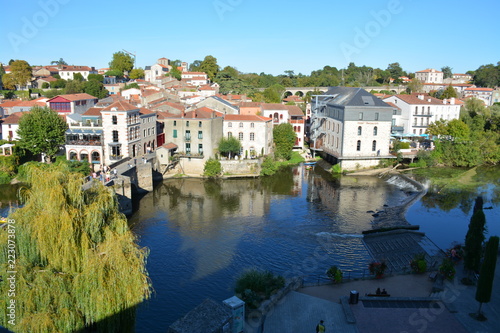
[316,320,325,333]
[376,287,381,295]
[381,288,387,295]
[113,168,117,178]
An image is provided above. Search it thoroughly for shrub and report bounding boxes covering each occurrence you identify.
[203,158,222,177]
[369,261,387,278]
[410,253,427,273]
[439,258,456,281]
[260,156,278,176]
[331,164,342,174]
[235,269,285,309]
[326,266,343,283]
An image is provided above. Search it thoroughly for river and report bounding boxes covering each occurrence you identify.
[130,165,499,332]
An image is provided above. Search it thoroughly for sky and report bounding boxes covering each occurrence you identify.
[1,0,499,76]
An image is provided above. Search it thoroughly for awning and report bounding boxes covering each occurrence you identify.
[66,128,83,134]
[82,129,103,134]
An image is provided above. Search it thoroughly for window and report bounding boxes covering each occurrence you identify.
[228,132,232,138]
[198,131,203,139]
[373,126,378,136]
[375,112,379,120]
[186,121,189,127]
[173,129,177,138]
[357,126,362,135]
[112,115,117,125]
[185,130,191,140]
[239,132,243,141]
[186,143,191,154]
[198,144,203,155]
[250,122,254,128]
[144,129,146,137]
[112,130,119,142]
[174,120,177,126]
[428,106,431,114]
[359,112,363,120]
[228,122,232,127]
[239,122,243,128]
[250,132,255,141]
[372,140,377,151]
[356,140,361,151]
[199,121,202,127]
[415,106,418,114]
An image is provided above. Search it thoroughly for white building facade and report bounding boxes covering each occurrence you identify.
[223,114,274,158]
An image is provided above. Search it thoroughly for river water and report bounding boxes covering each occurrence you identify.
[130,165,500,332]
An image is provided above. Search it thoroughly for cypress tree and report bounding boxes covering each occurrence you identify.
[0,164,151,332]
[474,236,499,320]
[464,197,486,273]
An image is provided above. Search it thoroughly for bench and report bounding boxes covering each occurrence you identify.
[365,293,390,297]
[428,272,438,282]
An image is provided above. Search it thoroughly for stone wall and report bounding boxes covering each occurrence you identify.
[220,159,260,176]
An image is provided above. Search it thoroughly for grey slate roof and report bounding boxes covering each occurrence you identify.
[319,87,391,108]
[168,298,231,333]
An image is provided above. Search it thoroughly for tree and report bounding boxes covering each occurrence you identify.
[218,136,241,159]
[441,66,453,79]
[1,73,15,90]
[17,106,68,162]
[167,66,182,80]
[87,73,104,82]
[51,58,68,66]
[447,119,470,141]
[473,63,500,88]
[464,196,486,273]
[273,123,296,160]
[407,78,423,93]
[42,82,50,89]
[7,60,32,89]
[129,68,145,80]
[386,62,404,80]
[199,55,219,81]
[441,85,457,99]
[64,79,84,94]
[189,60,202,72]
[84,80,108,99]
[263,84,285,103]
[0,164,151,332]
[203,158,222,177]
[73,72,84,81]
[109,51,134,74]
[105,69,124,78]
[474,236,499,320]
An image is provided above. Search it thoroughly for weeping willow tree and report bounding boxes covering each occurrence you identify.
[0,164,151,332]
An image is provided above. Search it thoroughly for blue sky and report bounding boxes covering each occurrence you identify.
[1,0,499,76]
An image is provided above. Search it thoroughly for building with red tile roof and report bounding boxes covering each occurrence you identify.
[47,93,98,114]
[223,114,273,157]
[415,68,443,84]
[463,87,494,106]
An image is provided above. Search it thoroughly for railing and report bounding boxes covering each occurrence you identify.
[109,155,123,160]
[69,121,103,127]
[66,140,102,146]
[185,136,191,142]
[301,267,396,287]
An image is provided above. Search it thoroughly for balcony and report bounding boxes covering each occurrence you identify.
[69,121,103,127]
[66,140,102,146]
[412,113,433,117]
[109,155,123,161]
[185,136,191,142]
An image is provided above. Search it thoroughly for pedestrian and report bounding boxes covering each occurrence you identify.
[376,287,381,295]
[106,171,110,182]
[99,172,104,182]
[316,320,325,333]
[113,168,117,178]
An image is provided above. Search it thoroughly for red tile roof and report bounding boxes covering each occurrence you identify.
[385,101,401,110]
[390,94,461,105]
[48,93,97,102]
[224,114,272,122]
[239,102,263,108]
[464,87,494,92]
[0,100,22,108]
[160,143,178,150]
[82,107,102,116]
[139,107,155,115]
[102,100,139,111]
[1,112,27,124]
[416,69,443,73]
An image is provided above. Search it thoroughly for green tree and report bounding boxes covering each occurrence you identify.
[123,82,140,90]
[73,72,84,81]
[2,73,16,90]
[464,197,486,273]
[273,123,296,160]
[6,60,32,89]
[199,55,219,81]
[263,84,285,103]
[84,80,108,99]
[167,66,182,80]
[441,85,457,99]
[473,63,500,88]
[52,78,67,89]
[0,164,151,332]
[474,236,499,320]
[386,62,404,79]
[41,82,50,89]
[441,66,453,79]
[189,60,202,72]
[218,136,241,158]
[17,106,68,162]
[109,51,134,74]
[105,69,124,78]
[447,119,470,141]
[87,73,104,82]
[64,79,84,94]
[50,58,68,66]
[407,78,423,93]
[129,68,145,79]
[203,158,222,177]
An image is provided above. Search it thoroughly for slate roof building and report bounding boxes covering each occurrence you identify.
[310,87,394,170]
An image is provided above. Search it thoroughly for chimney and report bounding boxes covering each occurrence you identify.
[450,97,455,105]
[427,98,431,102]
[417,94,424,100]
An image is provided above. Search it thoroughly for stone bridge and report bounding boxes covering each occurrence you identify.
[257,86,407,97]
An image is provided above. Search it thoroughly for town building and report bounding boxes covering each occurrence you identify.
[144,58,172,82]
[1,112,25,141]
[260,103,305,149]
[58,65,97,80]
[310,87,394,170]
[47,93,98,114]
[223,114,273,158]
[383,93,462,135]
[195,96,239,115]
[463,87,494,106]
[415,69,444,84]
[181,72,209,86]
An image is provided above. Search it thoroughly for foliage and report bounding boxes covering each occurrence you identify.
[386,62,404,80]
[83,79,108,99]
[64,79,84,94]
[407,78,423,93]
[234,269,285,309]
[109,51,134,74]
[203,158,222,177]
[189,60,202,72]
[441,85,457,99]
[0,164,151,332]
[464,197,486,272]
[51,58,68,66]
[7,60,32,89]
[199,55,219,81]
[331,164,343,174]
[129,68,145,80]
[167,66,182,80]
[473,62,500,88]
[260,156,279,176]
[17,106,67,162]
[123,82,140,90]
[326,266,343,283]
[441,66,453,79]
[105,69,124,78]
[439,258,456,281]
[41,82,49,89]
[72,72,84,82]
[273,123,296,160]
[410,253,428,273]
[218,136,241,158]
[43,89,64,99]
[263,84,285,103]
[368,261,387,277]
[87,74,104,82]
[475,236,499,304]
